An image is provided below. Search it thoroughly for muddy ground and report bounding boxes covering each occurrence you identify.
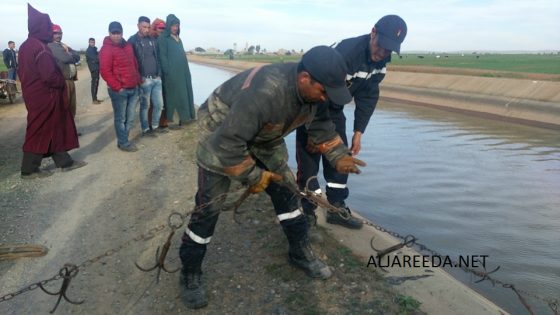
[0,67,422,314]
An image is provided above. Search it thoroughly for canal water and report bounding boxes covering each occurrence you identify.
[190,62,560,315]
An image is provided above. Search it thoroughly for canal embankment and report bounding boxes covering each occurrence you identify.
[188,54,560,130]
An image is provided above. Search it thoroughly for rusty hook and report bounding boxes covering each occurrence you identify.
[370,234,416,260]
[38,264,84,313]
[135,213,183,283]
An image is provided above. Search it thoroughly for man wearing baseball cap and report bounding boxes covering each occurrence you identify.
[178,45,365,309]
[296,15,407,230]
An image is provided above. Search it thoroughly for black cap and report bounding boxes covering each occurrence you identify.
[108,21,123,33]
[301,46,351,105]
[375,15,407,54]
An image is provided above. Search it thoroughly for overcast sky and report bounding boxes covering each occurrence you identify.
[2,0,559,52]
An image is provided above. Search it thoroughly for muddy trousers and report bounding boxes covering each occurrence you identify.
[295,108,349,214]
[21,151,73,175]
[179,166,309,274]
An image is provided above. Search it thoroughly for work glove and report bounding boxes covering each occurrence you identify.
[335,155,367,174]
[249,171,283,194]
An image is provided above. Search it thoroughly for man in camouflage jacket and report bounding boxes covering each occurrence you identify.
[179,46,366,309]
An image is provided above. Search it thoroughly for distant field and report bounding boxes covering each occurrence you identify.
[0,64,6,72]
[199,53,560,76]
[393,53,560,74]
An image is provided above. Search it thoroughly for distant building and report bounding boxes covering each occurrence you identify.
[206,47,221,54]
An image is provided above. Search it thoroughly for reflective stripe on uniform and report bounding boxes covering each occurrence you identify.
[277,208,303,222]
[327,182,347,189]
[186,228,212,244]
[313,188,322,194]
[346,67,386,81]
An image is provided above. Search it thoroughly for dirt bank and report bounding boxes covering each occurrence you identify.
[189,54,560,129]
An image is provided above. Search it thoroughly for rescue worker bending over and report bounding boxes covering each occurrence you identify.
[179,46,366,309]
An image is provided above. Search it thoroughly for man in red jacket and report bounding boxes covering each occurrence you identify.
[99,21,142,152]
[18,4,86,179]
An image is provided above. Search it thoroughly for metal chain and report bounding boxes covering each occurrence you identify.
[0,187,245,305]
[287,177,559,315]
[1,182,557,315]
[362,218,559,314]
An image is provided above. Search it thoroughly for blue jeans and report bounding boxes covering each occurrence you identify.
[108,87,139,147]
[8,68,17,81]
[139,77,163,131]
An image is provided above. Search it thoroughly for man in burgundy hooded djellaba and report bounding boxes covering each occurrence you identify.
[17,4,86,179]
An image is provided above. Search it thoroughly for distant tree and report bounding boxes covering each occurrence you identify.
[194,47,206,53]
[247,45,255,55]
[224,49,235,60]
[256,45,261,54]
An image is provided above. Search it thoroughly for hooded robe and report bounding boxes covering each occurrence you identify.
[157,14,195,122]
[17,4,78,154]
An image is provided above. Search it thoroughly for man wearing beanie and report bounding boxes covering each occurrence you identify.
[178,46,366,309]
[296,15,408,230]
[48,23,81,119]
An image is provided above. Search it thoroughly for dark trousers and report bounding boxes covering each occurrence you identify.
[179,165,308,273]
[90,70,99,101]
[21,151,73,175]
[296,108,349,214]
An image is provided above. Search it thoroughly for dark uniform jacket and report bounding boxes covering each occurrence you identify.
[331,34,390,133]
[197,63,349,186]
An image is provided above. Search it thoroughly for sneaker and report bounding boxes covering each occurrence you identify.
[326,204,363,229]
[142,129,157,137]
[180,272,208,309]
[61,160,87,172]
[21,170,53,179]
[92,100,102,104]
[154,127,169,134]
[118,144,138,152]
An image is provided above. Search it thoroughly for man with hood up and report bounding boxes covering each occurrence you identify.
[17,4,86,179]
[157,14,195,129]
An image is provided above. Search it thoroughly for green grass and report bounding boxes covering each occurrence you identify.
[199,52,560,75]
[0,64,7,72]
[392,53,560,74]
[200,53,301,64]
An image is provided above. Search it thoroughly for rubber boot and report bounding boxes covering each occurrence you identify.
[282,217,331,279]
[179,269,207,309]
[288,237,332,279]
[179,236,208,309]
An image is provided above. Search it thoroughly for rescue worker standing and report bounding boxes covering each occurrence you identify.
[179,46,366,309]
[296,15,407,229]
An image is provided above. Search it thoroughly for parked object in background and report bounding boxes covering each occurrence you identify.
[0,77,17,103]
